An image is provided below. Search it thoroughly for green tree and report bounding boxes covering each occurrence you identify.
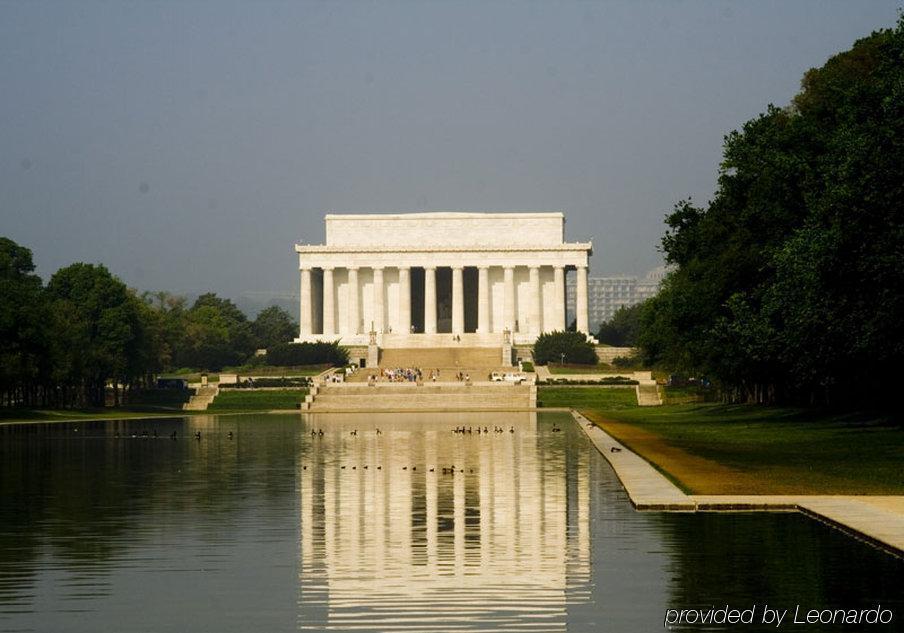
[266,341,348,367]
[176,293,256,370]
[253,305,297,350]
[0,238,49,407]
[638,16,904,406]
[45,263,144,406]
[532,331,597,366]
[596,302,645,346]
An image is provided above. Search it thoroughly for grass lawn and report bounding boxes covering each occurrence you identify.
[0,406,190,424]
[539,386,904,495]
[160,371,219,383]
[661,386,708,404]
[540,386,638,409]
[207,389,308,412]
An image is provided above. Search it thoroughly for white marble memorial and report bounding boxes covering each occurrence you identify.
[294,212,592,346]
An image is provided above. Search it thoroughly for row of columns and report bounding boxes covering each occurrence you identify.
[300,265,589,337]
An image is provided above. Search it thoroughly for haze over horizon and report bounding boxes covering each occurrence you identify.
[2,1,899,315]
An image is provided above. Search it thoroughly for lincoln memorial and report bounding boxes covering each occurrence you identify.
[294,212,592,348]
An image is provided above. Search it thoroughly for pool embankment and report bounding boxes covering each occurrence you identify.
[571,409,694,510]
[570,410,904,557]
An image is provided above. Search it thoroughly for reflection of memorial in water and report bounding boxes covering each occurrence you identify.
[297,412,592,632]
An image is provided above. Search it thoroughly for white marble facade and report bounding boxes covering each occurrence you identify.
[295,212,591,345]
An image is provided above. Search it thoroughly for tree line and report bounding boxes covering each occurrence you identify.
[630,18,904,406]
[0,237,301,408]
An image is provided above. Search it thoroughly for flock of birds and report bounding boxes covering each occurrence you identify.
[452,426,514,435]
[108,421,584,466]
[300,423,572,473]
[112,429,233,441]
[307,425,564,437]
[301,463,482,475]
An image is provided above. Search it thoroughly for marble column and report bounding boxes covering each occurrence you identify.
[576,265,589,335]
[477,266,490,334]
[373,267,385,333]
[299,267,312,336]
[347,267,359,335]
[398,266,411,334]
[424,266,437,334]
[529,266,541,336]
[503,266,515,332]
[553,266,566,331]
[451,266,464,335]
[322,267,335,336]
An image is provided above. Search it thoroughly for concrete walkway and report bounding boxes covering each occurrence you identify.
[571,410,694,510]
[570,410,904,557]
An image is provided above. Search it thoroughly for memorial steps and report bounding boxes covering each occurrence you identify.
[183,385,219,410]
[306,382,534,412]
[377,346,502,369]
[635,382,663,406]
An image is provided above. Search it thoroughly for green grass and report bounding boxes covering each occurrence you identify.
[662,386,708,404]
[539,385,904,494]
[160,371,219,382]
[539,386,638,409]
[0,406,190,424]
[611,404,902,494]
[206,389,309,412]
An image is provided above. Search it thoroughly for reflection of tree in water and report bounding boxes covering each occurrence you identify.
[0,415,301,607]
[659,511,904,617]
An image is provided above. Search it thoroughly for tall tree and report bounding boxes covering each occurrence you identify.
[45,263,144,406]
[253,305,297,350]
[639,17,904,406]
[176,293,256,370]
[0,238,48,407]
[596,302,645,347]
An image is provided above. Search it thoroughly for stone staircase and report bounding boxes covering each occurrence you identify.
[635,382,662,406]
[306,382,534,411]
[378,347,503,369]
[183,385,219,411]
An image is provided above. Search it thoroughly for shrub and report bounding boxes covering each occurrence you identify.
[220,377,312,389]
[612,355,639,369]
[532,331,598,366]
[266,341,348,367]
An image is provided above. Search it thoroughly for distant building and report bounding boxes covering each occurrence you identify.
[567,266,669,333]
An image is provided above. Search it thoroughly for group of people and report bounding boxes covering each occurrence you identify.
[380,367,423,382]
[364,367,475,384]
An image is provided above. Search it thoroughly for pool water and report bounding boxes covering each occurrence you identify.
[0,412,900,632]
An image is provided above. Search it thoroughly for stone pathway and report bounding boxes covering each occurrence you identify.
[571,410,693,510]
[534,365,552,382]
[571,410,904,557]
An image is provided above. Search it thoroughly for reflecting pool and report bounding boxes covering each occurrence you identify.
[0,412,900,632]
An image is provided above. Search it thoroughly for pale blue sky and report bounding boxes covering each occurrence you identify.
[1,1,899,311]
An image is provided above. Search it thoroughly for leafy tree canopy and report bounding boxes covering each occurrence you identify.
[254,305,297,350]
[638,17,904,406]
[596,302,645,347]
[532,331,597,366]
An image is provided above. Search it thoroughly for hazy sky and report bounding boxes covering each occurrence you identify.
[2,1,899,311]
